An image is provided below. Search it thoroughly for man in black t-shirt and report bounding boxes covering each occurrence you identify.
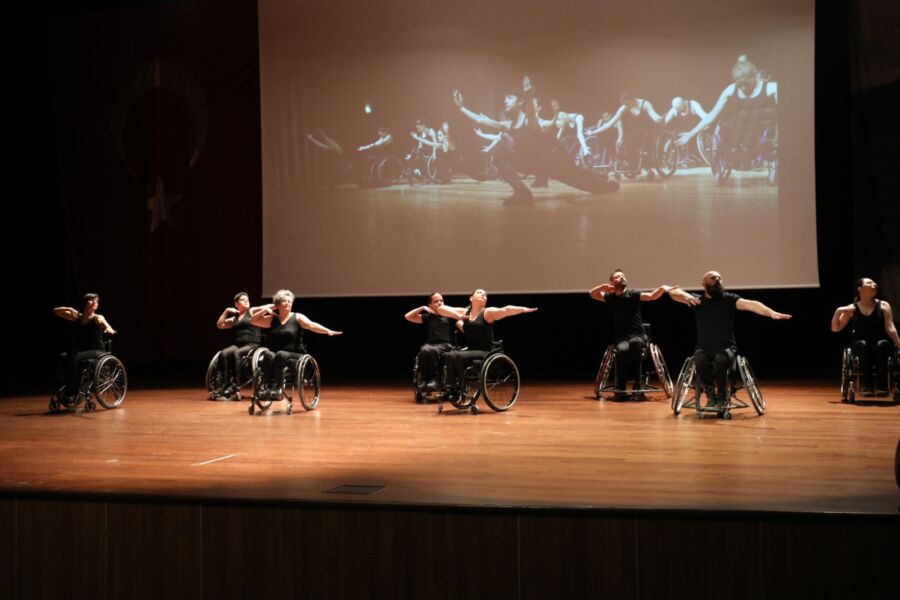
[405,293,458,389]
[590,269,675,396]
[669,271,791,407]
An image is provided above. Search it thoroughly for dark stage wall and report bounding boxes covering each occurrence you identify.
[5,0,899,393]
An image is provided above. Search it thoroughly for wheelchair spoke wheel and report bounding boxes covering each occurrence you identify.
[840,348,852,402]
[377,156,403,185]
[672,358,696,415]
[205,351,224,397]
[594,346,615,399]
[93,355,127,409]
[253,369,272,410]
[650,344,673,398]
[481,354,520,412]
[737,356,765,415]
[296,355,321,411]
[655,132,678,178]
[696,131,713,166]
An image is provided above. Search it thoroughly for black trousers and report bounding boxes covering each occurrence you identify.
[58,349,106,396]
[218,344,258,385]
[614,335,647,390]
[694,347,736,397]
[260,349,304,387]
[851,339,893,388]
[443,349,488,391]
[418,343,454,382]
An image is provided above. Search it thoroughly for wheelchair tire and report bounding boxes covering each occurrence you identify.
[840,348,852,402]
[672,357,696,415]
[481,353,520,412]
[655,132,678,178]
[296,355,321,411]
[93,355,127,409]
[697,131,713,166]
[205,351,224,398]
[424,154,438,182]
[252,368,273,411]
[649,344,674,398]
[737,356,765,415]
[377,156,403,185]
[594,346,615,399]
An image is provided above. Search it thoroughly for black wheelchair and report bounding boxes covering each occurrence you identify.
[671,353,764,419]
[436,342,520,415]
[248,348,321,415]
[593,325,673,400]
[413,350,454,404]
[50,340,127,413]
[610,129,679,181]
[708,110,777,185]
[839,346,900,404]
[205,347,258,401]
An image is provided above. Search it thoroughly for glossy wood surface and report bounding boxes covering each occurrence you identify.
[1,381,897,515]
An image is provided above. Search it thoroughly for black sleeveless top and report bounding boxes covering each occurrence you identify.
[729,81,777,112]
[269,313,306,353]
[74,316,105,352]
[232,311,262,346]
[421,312,454,345]
[463,310,494,351]
[668,101,699,132]
[851,302,888,344]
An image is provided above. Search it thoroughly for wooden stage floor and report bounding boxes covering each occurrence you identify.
[2,381,897,516]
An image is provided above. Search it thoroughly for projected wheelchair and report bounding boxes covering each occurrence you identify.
[611,129,679,180]
[205,347,259,401]
[839,345,900,403]
[671,353,764,419]
[594,325,673,400]
[436,341,520,414]
[708,110,778,185]
[50,341,128,413]
[248,348,321,415]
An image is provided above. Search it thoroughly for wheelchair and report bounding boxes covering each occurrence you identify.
[50,340,127,413]
[671,353,764,419]
[708,111,777,185]
[611,129,678,180]
[205,347,258,401]
[568,134,615,176]
[413,349,454,404]
[436,341,520,415]
[247,348,321,415]
[593,325,673,400]
[839,346,900,403]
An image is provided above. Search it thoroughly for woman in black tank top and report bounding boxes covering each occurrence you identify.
[677,55,778,149]
[436,289,538,398]
[53,293,117,402]
[831,277,900,395]
[250,289,343,400]
[212,291,265,399]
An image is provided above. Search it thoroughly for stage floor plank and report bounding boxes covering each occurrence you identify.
[1,382,897,515]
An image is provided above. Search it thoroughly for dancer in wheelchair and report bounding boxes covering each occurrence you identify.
[437,289,537,402]
[53,293,116,406]
[405,292,462,392]
[589,269,675,398]
[250,289,342,400]
[668,271,791,409]
[831,277,900,396]
[211,292,266,399]
[676,55,777,154]
[591,91,664,177]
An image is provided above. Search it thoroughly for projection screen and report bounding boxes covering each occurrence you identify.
[259,0,816,296]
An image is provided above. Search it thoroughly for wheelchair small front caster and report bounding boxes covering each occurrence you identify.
[85,401,95,413]
[286,403,293,415]
[248,404,255,415]
[470,405,480,415]
[722,411,732,420]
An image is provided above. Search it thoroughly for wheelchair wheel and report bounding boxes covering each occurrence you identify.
[655,132,678,178]
[252,368,273,411]
[377,156,403,185]
[672,357,696,415]
[205,351,225,398]
[594,346,615,399]
[737,356,765,415]
[710,128,731,183]
[296,355,321,411]
[93,355,127,409]
[424,154,438,182]
[480,353,520,412]
[696,131,713,166]
[840,347,853,402]
[649,344,673,398]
